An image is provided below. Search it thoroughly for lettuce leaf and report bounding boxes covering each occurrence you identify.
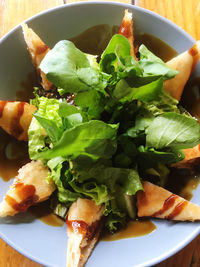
[28,97,61,159]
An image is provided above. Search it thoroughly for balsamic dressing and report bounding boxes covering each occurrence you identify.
[0,130,29,181]
[101,220,156,241]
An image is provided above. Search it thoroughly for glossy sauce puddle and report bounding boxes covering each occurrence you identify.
[0,24,200,234]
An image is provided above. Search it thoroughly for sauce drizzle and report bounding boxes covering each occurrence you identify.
[10,102,25,138]
[119,20,131,39]
[188,43,200,72]
[152,194,177,217]
[166,200,188,220]
[5,182,38,212]
[0,101,7,118]
[101,220,156,241]
[67,219,88,235]
[36,44,49,55]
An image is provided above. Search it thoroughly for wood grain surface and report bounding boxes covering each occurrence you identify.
[0,0,200,267]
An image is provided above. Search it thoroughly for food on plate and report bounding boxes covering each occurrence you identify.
[164,41,200,100]
[173,144,200,169]
[0,101,36,141]
[22,23,53,91]
[66,198,104,267]
[137,181,200,220]
[119,9,136,58]
[1,9,200,267]
[0,160,55,216]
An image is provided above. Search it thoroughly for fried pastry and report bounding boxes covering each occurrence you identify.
[22,23,52,90]
[0,101,36,141]
[137,181,200,221]
[0,160,55,217]
[119,9,137,58]
[164,41,200,100]
[66,198,104,267]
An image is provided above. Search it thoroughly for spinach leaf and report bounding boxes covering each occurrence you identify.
[75,90,105,119]
[40,40,106,94]
[100,34,131,72]
[113,77,163,103]
[35,120,118,160]
[146,112,200,149]
[139,44,178,79]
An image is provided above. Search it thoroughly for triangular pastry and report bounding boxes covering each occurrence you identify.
[0,160,55,217]
[119,9,136,58]
[22,23,52,90]
[164,41,200,100]
[137,181,200,221]
[66,198,104,267]
[0,101,36,141]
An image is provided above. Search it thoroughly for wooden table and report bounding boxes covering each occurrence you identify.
[0,0,200,266]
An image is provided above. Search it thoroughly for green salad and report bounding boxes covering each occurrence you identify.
[28,33,200,232]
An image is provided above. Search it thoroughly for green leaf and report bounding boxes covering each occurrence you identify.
[35,120,118,160]
[40,40,106,94]
[100,34,131,72]
[146,112,200,149]
[103,167,143,195]
[75,90,105,119]
[69,181,110,205]
[112,77,163,103]
[58,101,80,117]
[138,146,185,165]
[139,44,178,79]
[143,90,179,116]
[28,97,62,159]
[34,114,62,144]
[47,157,82,204]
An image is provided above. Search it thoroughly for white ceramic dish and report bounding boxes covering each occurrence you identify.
[0,2,200,267]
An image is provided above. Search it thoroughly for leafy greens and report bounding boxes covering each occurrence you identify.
[27,33,200,232]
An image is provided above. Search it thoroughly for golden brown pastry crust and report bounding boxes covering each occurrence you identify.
[22,23,52,90]
[137,181,200,221]
[0,101,36,141]
[66,198,104,267]
[0,160,55,217]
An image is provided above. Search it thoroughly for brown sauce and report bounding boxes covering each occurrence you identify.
[70,24,177,62]
[166,165,200,201]
[180,177,200,200]
[101,220,156,241]
[10,102,25,139]
[29,201,64,227]
[119,20,132,39]
[36,44,49,55]
[70,24,119,55]
[135,33,177,62]
[67,219,88,235]
[16,71,37,102]
[5,182,38,212]
[152,194,177,217]
[166,200,187,220]
[181,77,200,121]
[0,130,29,181]
[0,101,7,118]
[188,43,200,72]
